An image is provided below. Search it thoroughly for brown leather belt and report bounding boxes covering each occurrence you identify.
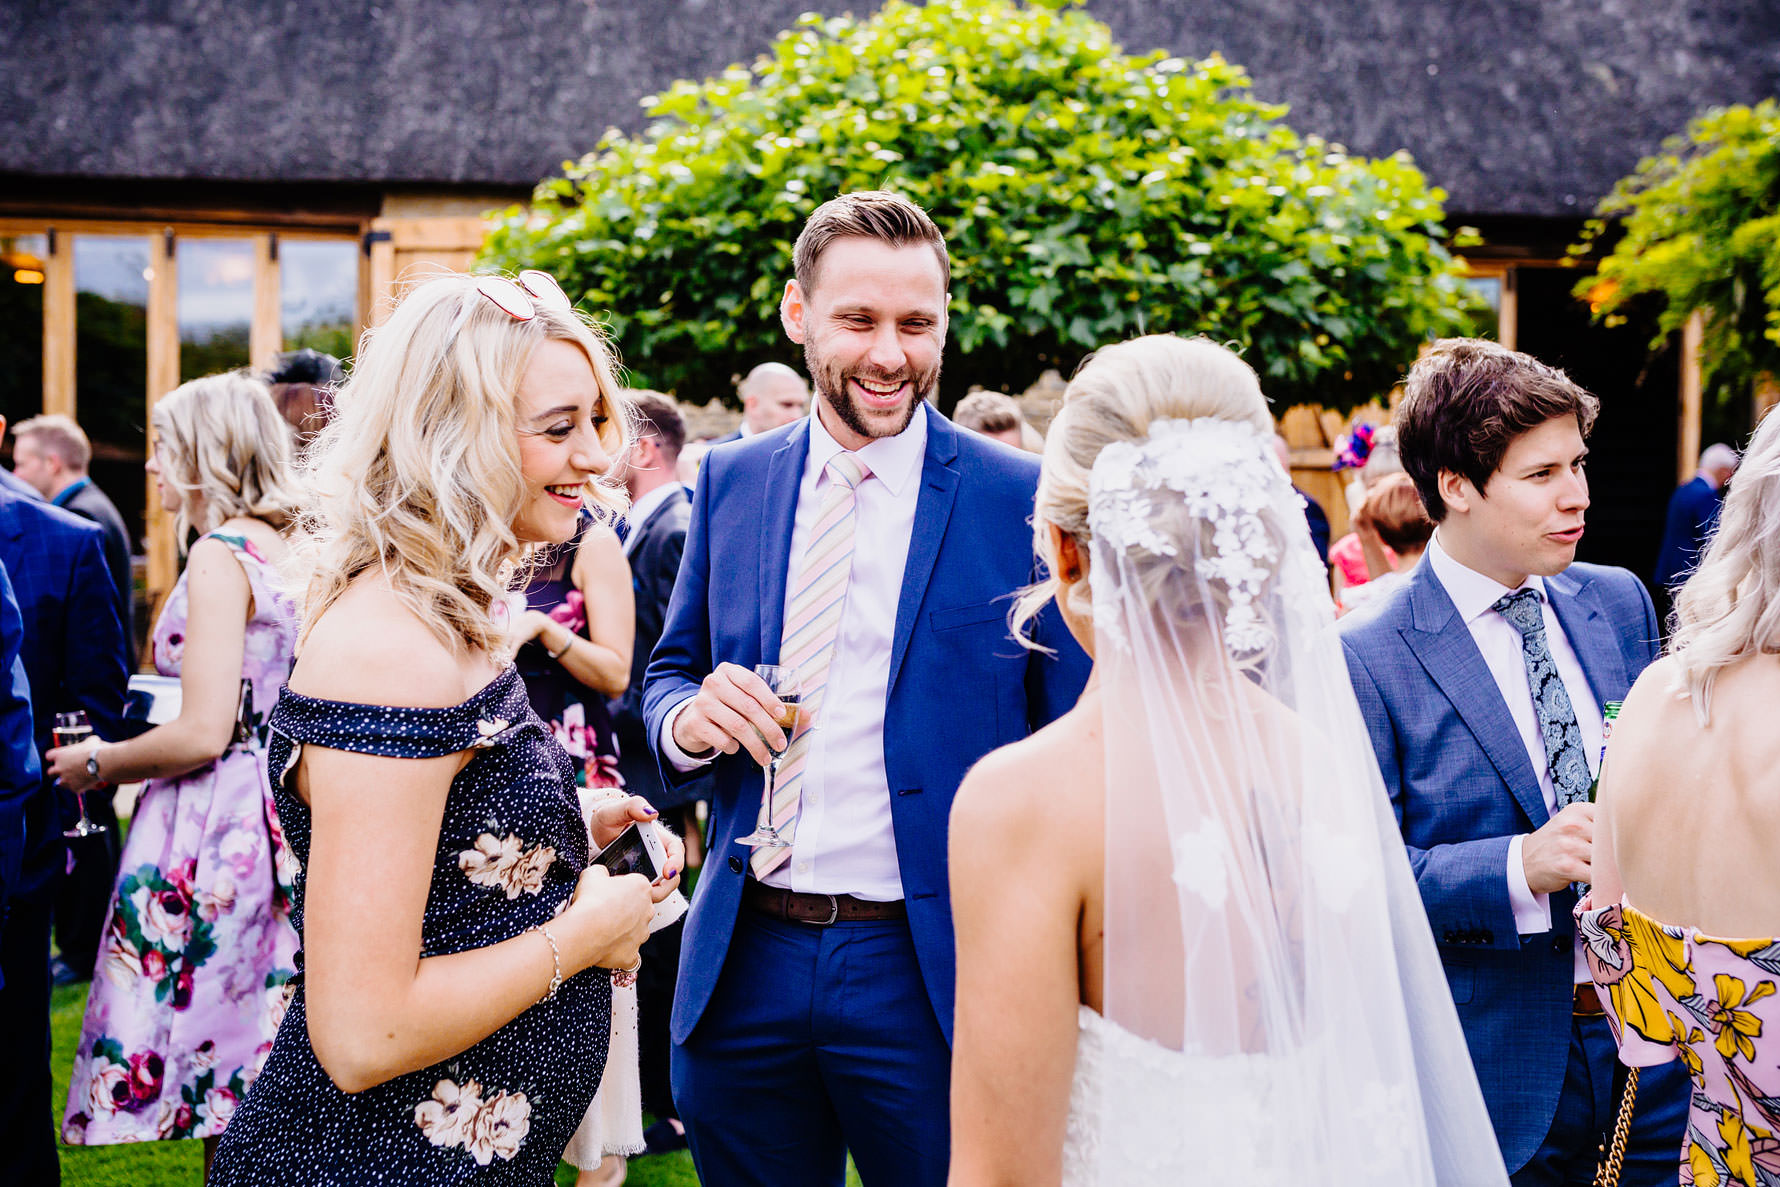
[742,879,906,926]
[1574,983,1606,1016]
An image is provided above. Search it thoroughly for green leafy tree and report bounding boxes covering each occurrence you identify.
[1575,100,1780,416]
[482,0,1477,411]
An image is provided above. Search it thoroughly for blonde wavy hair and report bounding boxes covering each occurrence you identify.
[1670,407,1780,723]
[151,371,301,545]
[1011,335,1274,643]
[291,272,631,662]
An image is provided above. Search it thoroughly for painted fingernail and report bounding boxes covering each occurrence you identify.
[643,806,659,816]
[665,868,678,880]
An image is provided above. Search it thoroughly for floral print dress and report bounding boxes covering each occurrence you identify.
[1580,899,1780,1186]
[64,532,301,1145]
[207,666,613,1185]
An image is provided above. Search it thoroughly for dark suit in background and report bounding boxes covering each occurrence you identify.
[614,483,706,1128]
[53,476,135,662]
[0,490,129,1184]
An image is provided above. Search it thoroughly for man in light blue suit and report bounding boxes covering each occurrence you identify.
[643,191,1088,1187]
[1340,339,1687,1185]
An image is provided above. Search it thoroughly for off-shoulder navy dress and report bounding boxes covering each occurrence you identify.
[211,666,611,1185]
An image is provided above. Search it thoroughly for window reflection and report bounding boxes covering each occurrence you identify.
[281,239,358,364]
[178,239,254,382]
[1464,276,1503,340]
[75,234,151,555]
[0,234,48,431]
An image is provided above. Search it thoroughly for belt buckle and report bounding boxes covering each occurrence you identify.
[801,893,839,926]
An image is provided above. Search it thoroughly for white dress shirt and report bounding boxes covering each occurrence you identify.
[621,483,678,559]
[1425,535,1602,980]
[662,405,928,901]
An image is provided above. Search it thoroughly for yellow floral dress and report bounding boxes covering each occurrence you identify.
[1578,900,1780,1186]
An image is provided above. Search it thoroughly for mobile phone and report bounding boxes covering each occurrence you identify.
[592,821,667,882]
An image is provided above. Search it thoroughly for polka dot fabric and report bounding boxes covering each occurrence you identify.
[210,666,612,1185]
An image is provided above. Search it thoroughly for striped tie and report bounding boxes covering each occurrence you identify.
[751,451,869,877]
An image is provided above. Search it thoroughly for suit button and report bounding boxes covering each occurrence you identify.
[1443,930,1456,943]
[729,856,744,874]
[1552,936,1567,954]
[1482,929,1494,945]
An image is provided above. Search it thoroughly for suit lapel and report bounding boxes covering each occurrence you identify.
[887,408,959,696]
[1402,564,1552,829]
[759,424,810,662]
[1546,569,1629,706]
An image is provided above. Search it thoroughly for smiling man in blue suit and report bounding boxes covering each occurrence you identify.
[643,191,1088,1187]
[1340,339,1687,1185]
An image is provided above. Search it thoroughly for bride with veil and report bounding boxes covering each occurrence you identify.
[947,335,1507,1186]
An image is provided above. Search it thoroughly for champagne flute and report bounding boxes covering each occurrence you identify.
[734,664,803,849]
[53,710,103,839]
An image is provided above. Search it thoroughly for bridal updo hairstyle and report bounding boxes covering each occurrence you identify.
[152,370,302,546]
[290,272,630,662]
[1012,335,1275,644]
[1670,406,1780,722]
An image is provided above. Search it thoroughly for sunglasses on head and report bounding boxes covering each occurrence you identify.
[473,270,573,321]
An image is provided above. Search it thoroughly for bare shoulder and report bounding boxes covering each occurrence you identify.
[953,701,1102,850]
[573,519,627,570]
[292,578,493,709]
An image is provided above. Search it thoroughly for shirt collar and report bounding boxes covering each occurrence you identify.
[804,402,928,497]
[1426,530,1546,624]
[625,483,677,533]
[51,476,90,507]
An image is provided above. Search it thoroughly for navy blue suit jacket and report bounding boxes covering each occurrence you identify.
[0,489,130,896]
[0,559,42,914]
[1652,474,1722,590]
[1339,559,1659,1171]
[644,408,1089,1044]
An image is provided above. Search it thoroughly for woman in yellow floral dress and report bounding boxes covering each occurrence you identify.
[1582,413,1780,1187]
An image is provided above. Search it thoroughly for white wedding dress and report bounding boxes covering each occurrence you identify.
[1057,417,1507,1186]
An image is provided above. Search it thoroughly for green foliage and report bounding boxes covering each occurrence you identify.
[482,0,1477,411]
[1575,100,1780,414]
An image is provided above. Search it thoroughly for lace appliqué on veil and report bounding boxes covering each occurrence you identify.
[1088,418,1319,657]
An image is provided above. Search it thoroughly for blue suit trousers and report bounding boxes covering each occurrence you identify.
[672,908,951,1187]
[1513,1013,1687,1187]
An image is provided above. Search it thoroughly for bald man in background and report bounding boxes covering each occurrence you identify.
[715,363,810,443]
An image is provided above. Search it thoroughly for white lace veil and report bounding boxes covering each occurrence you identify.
[1087,416,1506,1184]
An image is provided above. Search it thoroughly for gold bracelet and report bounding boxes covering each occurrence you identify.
[535,924,563,1003]
[547,630,574,661]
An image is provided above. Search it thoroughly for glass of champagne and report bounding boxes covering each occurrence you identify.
[53,710,103,838]
[734,664,803,849]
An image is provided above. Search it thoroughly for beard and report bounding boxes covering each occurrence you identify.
[806,343,942,443]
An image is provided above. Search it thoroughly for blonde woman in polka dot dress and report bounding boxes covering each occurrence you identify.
[210,272,684,1185]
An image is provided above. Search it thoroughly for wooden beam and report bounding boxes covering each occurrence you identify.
[250,233,282,370]
[1498,267,1518,351]
[1679,310,1704,483]
[42,228,75,416]
[144,229,180,615]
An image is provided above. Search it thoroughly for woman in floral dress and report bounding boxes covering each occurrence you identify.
[207,272,681,1186]
[49,371,304,1171]
[1581,406,1780,1185]
[512,507,631,793]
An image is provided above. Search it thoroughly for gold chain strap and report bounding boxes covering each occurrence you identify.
[1594,1067,1640,1187]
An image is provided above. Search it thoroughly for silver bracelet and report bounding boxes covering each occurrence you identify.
[535,923,564,1003]
[547,631,574,661]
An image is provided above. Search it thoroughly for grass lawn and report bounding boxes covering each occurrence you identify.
[52,982,860,1186]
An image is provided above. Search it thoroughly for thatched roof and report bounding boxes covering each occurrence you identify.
[6,0,1775,218]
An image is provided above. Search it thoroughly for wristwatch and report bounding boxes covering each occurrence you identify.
[85,741,102,779]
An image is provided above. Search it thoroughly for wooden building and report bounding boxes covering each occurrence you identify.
[4,0,1776,613]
